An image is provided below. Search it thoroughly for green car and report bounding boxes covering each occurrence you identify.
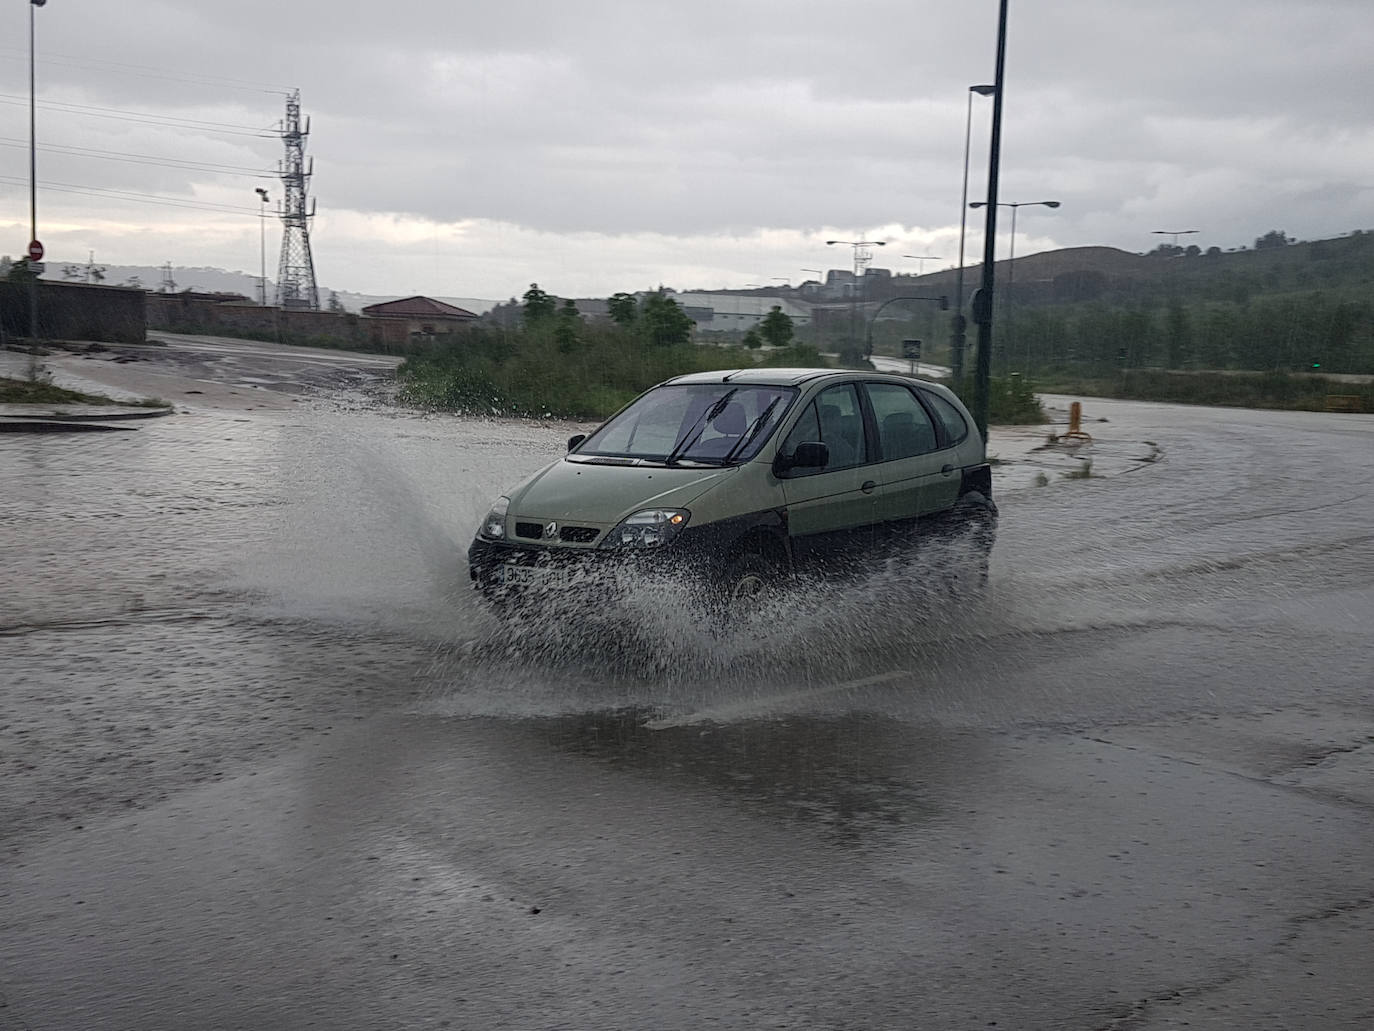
[468,368,996,610]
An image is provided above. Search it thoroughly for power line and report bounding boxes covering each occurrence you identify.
[0,136,273,177]
[0,174,265,216]
[0,93,277,137]
[0,47,293,95]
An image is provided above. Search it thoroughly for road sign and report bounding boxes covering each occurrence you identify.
[28,261,45,274]
[27,240,44,261]
[902,339,922,361]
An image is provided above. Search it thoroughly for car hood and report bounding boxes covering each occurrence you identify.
[510,459,734,524]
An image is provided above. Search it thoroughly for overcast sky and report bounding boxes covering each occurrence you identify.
[2,0,1371,301]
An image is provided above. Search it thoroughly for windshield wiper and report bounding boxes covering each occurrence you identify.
[665,388,737,466]
[721,396,781,465]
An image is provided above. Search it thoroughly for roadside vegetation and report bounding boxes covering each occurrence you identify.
[398,285,826,419]
[1035,369,1373,413]
[948,374,1047,425]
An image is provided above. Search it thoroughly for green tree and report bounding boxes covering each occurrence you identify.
[742,327,763,349]
[758,305,794,347]
[607,292,638,327]
[555,298,582,353]
[640,290,693,346]
[1254,229,1290,250]
[1165,300,1193,368]
[522,283,556,325]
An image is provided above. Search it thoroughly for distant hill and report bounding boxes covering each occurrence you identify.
[23,261,498,315]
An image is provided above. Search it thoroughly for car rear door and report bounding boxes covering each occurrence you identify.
[863,381,959,527]
[778,383,877,565]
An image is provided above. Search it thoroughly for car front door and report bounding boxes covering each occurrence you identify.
[777,383,877,566]
[863,381,958,528]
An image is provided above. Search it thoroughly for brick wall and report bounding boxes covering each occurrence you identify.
[0,280,146,344]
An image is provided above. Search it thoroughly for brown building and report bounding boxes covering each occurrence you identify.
[360,296,479,337]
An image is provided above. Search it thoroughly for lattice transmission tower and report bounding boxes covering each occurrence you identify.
[275,90,319,310]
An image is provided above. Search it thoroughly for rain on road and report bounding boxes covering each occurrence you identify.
[3,343,1374,1029]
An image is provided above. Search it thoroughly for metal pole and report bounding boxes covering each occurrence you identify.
[28,1,39,343]
[1006,203,1017,373]
[972,0,1009,439]
[953,89,981,383]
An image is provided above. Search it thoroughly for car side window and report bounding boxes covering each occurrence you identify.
[923,390,969,446]
[866,382,939,461]
[779,384,867,474]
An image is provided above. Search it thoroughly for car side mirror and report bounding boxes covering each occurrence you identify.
[775,440,828,476]
[568,433,586,451]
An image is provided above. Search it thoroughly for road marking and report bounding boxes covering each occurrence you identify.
[644,669,911,730]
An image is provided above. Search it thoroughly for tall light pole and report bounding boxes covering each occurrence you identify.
[826,239,886,356]
[953,84,996,384]
[27,0,46,344]
[801,268,823,348]
[1151,228,1198,251]
[903,254,940,276]
[255,188,270,305]
[970,199,1060,372]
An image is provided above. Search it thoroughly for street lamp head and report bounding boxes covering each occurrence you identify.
[970,84,996,96]
[872,241,886,247]
[969,201,987,209]
[31,1,48,7]
[255,188,269,200]
[825,240,841,246]
[1041,201,1061,209]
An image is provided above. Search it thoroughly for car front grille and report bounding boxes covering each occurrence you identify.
[513,521,601,544]
[559,526,600,543]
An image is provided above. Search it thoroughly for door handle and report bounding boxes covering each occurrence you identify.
[941,464,955,475]
[861,480,877,494]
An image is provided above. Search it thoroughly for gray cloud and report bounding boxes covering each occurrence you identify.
[3,0,1372,296]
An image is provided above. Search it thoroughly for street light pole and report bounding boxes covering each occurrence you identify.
[801,268,823,349]
[971,199,1060,373]
[903,254,940,277]
[953,84,995,384]
[28,0,46,344]
[255,188,269,305]
[1151,228,1198,250]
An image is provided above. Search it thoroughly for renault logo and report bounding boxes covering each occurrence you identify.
[544,521,559,540]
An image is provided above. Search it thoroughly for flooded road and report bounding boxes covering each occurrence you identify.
[3,365,1374,1029]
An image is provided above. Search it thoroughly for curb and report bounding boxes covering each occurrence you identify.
[0,420,139,434]
[0,406,174,422]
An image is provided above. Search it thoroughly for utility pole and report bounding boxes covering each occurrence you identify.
[275,90,320,309]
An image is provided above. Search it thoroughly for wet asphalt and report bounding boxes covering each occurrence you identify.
[2,347,1374,1030]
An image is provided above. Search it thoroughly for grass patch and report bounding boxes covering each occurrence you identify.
[1036,369,1373,413]
[0,376,166,408]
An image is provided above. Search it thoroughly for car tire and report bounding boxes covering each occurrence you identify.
[716,551,780,620]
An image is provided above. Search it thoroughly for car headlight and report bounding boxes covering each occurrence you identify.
[600,508,690,549]
[479,496,510,540]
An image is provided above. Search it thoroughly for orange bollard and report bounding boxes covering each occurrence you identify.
[1063,401,1093,443]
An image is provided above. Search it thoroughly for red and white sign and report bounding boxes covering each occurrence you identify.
[27,240,44,261]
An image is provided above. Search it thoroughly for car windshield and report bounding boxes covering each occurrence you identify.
[575,383,797,465]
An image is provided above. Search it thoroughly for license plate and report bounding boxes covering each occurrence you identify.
[498,564,570,589]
